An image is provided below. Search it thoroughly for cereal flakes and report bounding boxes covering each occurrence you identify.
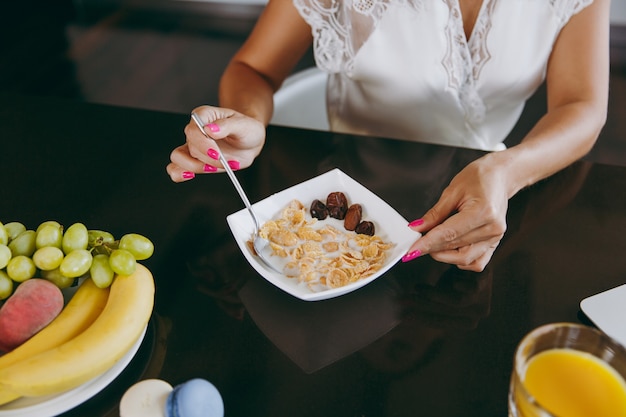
[253,199,394,291]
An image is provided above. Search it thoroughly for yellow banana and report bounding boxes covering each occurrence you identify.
[0,277,110,405]
[0,390,18,406]
[0,264,154,397]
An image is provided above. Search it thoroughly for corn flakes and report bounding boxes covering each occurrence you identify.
[253,198,395,291]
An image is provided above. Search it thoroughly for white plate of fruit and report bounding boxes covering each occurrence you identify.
[0,220,155,416]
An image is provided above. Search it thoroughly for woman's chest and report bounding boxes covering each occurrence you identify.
[349,1,560,100]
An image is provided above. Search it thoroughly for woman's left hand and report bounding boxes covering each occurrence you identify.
[403,156,509,272]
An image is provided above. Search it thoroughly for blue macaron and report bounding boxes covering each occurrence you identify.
[165,378,224,417]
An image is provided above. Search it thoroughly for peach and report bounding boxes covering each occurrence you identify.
[0,278,64,352]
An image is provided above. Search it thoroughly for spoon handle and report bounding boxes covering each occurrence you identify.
[190,112,260,230]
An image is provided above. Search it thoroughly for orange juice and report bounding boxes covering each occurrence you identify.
[523,348,626,417]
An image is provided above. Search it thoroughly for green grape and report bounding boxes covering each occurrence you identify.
[4,222,26,241]
[109,249,136,276]
[0,222,8,245]
[36,220,62,233]
[0,270,13,300]
[7,255,36,282]
[8,230,36,257]
[0,244,11,269]
[41,268,75,289]
[33,246,64,271]
[119,233,154,261]
[59,249,93,278]
[62,223,89,254]
[90,254,115,288]
[36,223,63,249]
[88,230,115,248]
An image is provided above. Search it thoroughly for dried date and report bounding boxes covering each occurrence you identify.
[310,199,329,220]
[326,192,348,220]
[310,192,376,236]
[355,221,375,236]
[343,204,362,231]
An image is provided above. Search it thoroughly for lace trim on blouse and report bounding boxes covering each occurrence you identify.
[292,0,593,124]
[551,0,594,30]
[293,0,427,74]
[441,0,498,124]
[294,0,593,74]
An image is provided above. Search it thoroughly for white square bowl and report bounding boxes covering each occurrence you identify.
[226,168,420,301]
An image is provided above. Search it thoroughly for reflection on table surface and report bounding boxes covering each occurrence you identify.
[1,93,626,416]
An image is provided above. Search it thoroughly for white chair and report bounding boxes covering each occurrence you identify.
[270,67,329,131]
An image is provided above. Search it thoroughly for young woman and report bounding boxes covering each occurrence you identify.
[167,0,610,272]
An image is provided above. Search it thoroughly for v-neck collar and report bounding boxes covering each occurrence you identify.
[456,0,486,42]
[450,0,490,50]
[442,0,497,125]
[443,0,496,80]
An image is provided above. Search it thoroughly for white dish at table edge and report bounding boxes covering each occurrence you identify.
[0,326,146,417]
[580,283,626,349]
[226,168,419,301]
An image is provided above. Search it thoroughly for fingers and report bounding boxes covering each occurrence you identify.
[185,106,265,169]
[403,203,505,271]
[405,207,504,250]
[183,120,228,171]
[166,142,228,182]
[416,189,460,234]
[403,221,503,271]
[166,163,192,183]
[416,219,505,256]
[192,105,265,150]
[167,105,267,183]
[429,237,501,272]
[192,105,237,126]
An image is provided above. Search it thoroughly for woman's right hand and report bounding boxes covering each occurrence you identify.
[166,105,266,182]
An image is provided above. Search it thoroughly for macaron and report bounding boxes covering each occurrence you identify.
[120,379,173,417]
[165,378,224,417]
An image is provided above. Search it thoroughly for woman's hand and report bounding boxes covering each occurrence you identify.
[403,155,509,272]
[166,105,266,182]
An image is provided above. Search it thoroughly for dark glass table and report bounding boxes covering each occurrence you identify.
[1,92,625,416]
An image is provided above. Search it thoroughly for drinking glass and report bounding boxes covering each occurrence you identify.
[508,322,626,417]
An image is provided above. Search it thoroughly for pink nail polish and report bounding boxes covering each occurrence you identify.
[203,164,217,172]
[182,171,195,179]
[207,148,219,160]
[227,160,240,170]
[205,123,220,133]
[408,219,424,227]
[401,250,421,263]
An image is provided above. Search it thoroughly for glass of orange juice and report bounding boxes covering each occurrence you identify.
[509,322,626,417]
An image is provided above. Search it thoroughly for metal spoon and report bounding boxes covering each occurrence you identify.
[190,112,282,274]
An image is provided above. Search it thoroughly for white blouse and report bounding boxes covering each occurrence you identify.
[293,0,594,151]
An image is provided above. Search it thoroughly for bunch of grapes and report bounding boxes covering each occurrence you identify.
[0,220,154,300]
